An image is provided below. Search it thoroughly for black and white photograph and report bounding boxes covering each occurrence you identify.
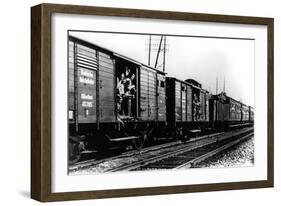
[67,31,255,175]
[29,2,273,202]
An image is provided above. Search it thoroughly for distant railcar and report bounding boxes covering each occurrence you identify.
[228,96,242,123]
[241,103,249,122]
[166,77,211,138]
[249,106,254,122]
[209,93,230,129]
[209,92,254,130]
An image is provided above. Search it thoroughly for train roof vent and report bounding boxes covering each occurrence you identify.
[185,79,202,88]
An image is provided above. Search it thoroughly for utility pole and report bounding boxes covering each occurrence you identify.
[148,35,151,66]
[216,76,218,95]
[223,77,225,93]
[146,35,168,71]
[163,36,166,72]
[155,36,163,68]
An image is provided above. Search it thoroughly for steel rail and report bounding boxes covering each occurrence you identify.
[69,132,225,172]
[175,132,254,169]
[105,129,253,172]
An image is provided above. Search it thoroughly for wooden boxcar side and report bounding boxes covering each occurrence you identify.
[214,100,224,121]
[166,77,175,125]
[68,40,75,124]
[242,104,249,121]
[190,86,210,122]
[229,98,242,122]
[249,106,254,122]
[209,93,229,123]
[139,65,157,121]
[175,80,182,122]
[76,44,98,124]
[69,39,98,127]
[157,73,166,122]
[166,77,193,124]
[181,84,187,122]
[139,65,166,122]
[199,91,206,121]
[186,85,192,121]
[98,51,115,122]
[205,93,211,122]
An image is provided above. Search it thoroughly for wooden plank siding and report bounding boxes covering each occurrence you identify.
[157,74,166,121]
[68,41,75,114]
[242,105,249,121]
[199,91,206,121]
[76,43,97,124]
[205,93,211,122]
[139,66,157,121]
[98,51,115,123]
[175,81,193,123]
[229,99,242,121]
[70,37,168,125]
[186,85,192,122]
[77,68,97,123]
[181,84,187,122]
[175,81,182,122]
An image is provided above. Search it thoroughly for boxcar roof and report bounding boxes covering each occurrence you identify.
[69,35,166,75]
[226,94,250,108]
[167,76,209,93]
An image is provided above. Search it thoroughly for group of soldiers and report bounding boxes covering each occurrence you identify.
[193,93,201,121]
[116,67,136,117]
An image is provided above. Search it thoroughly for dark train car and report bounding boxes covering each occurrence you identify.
[209,92,253,130]
[249,106,254,122]
[241,103,249,122]
[166,78,192,126]
[228,96,242,125]
[209,92,229,130]
[184,79,211,123]
[68,36,167,160]
[166,77,210,138]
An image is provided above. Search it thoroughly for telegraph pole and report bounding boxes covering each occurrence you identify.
[155,36,163,68]
[216,76,218,95]
[163,36,166,72]
[223,77,225,93]
[146,35,168,71]
[148,35,151,66]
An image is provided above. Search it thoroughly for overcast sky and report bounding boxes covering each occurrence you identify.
[69,31,254,107]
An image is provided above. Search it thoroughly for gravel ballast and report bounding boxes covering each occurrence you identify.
[194,136,254,168]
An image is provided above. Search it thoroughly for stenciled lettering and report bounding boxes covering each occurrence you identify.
[81,69,94,78]
[81,93,93,100]
[79,76,94,85]
[82,101,93,108]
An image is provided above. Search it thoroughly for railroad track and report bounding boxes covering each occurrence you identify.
[69,131,225,173]
[105,128,253,172]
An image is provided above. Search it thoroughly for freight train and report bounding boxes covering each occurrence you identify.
[68,36,254,163]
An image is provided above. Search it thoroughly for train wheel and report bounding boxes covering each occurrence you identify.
[132,134,146,150]
[175,127,183,140]
[68,142,82,165]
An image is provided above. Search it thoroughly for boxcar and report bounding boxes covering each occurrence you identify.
[68,36,168,157]
[249,106,254,122]
[228,96,242,123]
[209,92,229,129]
[241,103,249,122]
[166,77,210,138]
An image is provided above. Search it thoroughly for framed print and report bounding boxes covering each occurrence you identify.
[31,3,274,202]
